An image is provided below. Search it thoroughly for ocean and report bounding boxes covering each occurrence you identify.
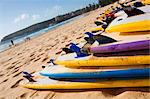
[0,15,83,52]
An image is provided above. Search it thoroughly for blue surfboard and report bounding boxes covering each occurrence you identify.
[40,68,150,80]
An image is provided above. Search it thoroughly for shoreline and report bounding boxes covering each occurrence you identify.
[0,13,86,53]
[0,7,103,98]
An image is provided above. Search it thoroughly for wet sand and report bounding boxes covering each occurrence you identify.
[0,5,150,99]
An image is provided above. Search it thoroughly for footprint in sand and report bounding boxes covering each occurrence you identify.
[51,44,56,47]
[30,57,36,61]
[0,78,8,84]
[45,47,52,51]
[3,79,8,82]
[38,48,43,52]
[56,50,62,55]
[12,61,18,65]
[30,71,36,74]
[76,36,83,39]
[16,61,21,65]
[19,93,28,98]
[61,41,65,43]
[8,58,13,61]
[3,63,10,67]
[14,66,20,70]
[11,69,19,74]
[65,43,71,47]
[33,57,41,62]
[29,91,38,98]
[21,58,25,60]
[6,65,15,70]
[0,73,4,77]
[30,53,35,57]
[6,73,10,77]
[11,79,23,88]
[13,72,22,78]
[41,57,49,62]
[17,52,22,55]
[6,61,21,71]
[37,53,44,57]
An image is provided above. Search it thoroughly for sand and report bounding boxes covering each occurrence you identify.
[0,5,150,99]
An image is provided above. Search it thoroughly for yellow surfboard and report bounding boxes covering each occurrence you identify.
[20,76,150,89]
[142,0,150,5]
[55,55,150,67]
[91,25,104,33]
[106,14,150,33]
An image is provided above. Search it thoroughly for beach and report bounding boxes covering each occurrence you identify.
[0,5,150,99]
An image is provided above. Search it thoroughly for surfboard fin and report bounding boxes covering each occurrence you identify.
[22,71,36,82]
[84,32,117,45]
[85,32,94,38]
[70,43,88,58]
[47,59,56,65]
[62,48,74,54]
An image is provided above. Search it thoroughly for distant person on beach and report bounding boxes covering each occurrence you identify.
[26,37,30,40]
[25,37,31,42]
[11,40,14,45]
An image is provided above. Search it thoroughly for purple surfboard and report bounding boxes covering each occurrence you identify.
[90,40,150,53]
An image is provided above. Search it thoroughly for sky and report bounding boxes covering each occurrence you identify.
[0,0,98,40]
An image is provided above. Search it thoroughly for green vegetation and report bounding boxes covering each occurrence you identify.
[98,0,118,6]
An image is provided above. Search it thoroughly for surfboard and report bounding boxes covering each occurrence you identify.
[142,0,150,5]
[40,66,150,79]
[54,54,150,67]
[91,25,104,33]
[106,13,150,33]
[90,40,150,53]
[20,73,150,89]
[40,65,149,74]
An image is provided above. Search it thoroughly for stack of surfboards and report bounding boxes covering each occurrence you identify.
[20,39,150,89]
[20,5,150,90]
[92,5,150,33]
[105,5,150,33]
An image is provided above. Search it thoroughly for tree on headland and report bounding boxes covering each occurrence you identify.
[98,0,118,7]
